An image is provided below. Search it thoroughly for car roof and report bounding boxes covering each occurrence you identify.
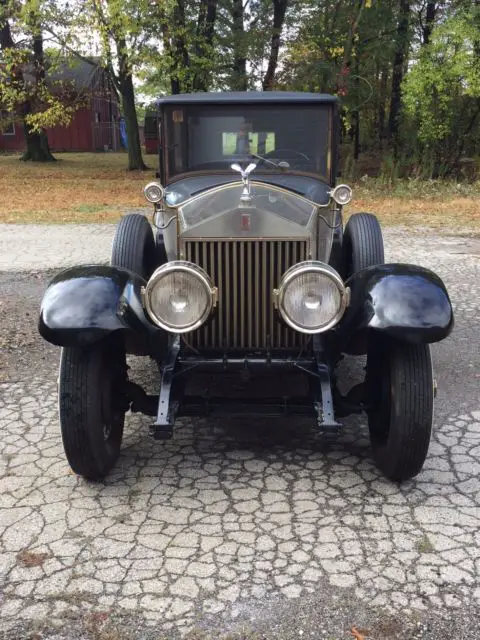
[156,91,338,106]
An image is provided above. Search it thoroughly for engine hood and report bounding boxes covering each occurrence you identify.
[176,182,318,239]
[165,174,332,207]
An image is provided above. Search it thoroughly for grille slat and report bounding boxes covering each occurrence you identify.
[185,239,308,350]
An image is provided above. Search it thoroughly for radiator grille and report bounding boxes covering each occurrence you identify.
[185,239,309,350]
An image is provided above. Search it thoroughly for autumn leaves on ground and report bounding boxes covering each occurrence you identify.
[0,152,479,229]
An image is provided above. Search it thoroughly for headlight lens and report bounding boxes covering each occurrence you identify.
[144,182,164,204]
[275,262,348,333]
[143,262,216,332]
[330,184,352,206]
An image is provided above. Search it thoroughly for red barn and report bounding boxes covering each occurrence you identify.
[0,59,121,153]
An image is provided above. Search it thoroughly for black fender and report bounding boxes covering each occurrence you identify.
[38,265,160,350]
[336,263,454,351]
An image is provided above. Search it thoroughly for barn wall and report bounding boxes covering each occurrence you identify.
[1,66,121,153]
[0,121,24,151]
[48,107,92,151]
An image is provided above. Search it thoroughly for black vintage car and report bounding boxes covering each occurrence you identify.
[39,92,453,482]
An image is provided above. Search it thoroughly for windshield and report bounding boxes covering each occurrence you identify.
[164,104,332,181]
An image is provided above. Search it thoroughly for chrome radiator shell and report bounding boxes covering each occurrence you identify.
[184,238,310,350]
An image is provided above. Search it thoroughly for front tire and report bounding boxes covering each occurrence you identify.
[366,336,434,482]
[342,213,384,279]
[111,213,155,279]
[59,336,127,480]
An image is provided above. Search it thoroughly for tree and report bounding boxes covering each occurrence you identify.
[402,8,480,175]
[122,0,478,179]
[388,0,411,150]
[159,0,219,94]
[262,0,289,90]
[231,0,248,90]
[43,0,162,170]
[0,0,78,161]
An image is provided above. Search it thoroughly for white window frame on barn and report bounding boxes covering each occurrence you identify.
[1,111,15,136]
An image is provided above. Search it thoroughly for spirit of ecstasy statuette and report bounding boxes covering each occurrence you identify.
[231,163,257,203]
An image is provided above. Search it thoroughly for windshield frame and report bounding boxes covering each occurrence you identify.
[159,102,335,185]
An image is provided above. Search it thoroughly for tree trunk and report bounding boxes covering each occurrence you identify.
[22,27,55,161]
[388,0,410,151]
[22,125,55,162]
[341,0,364,74]
[422,1,436,46]
[120,74,147,171]
[262,0,289,90]
[336,0,364,97]
[114,33,146,171]
[1,1,55,161]
[352,57,360,159]
[377,66,388,144]
[192,0,217,91]
[170,0,190,94]
[231,0,247,90]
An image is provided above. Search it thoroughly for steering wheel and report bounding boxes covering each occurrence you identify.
[264,148,311,162]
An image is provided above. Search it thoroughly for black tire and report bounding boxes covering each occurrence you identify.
[342,213,384,279]
[59,336,127,480]
[111,214,155,279]
[366,336,434,482]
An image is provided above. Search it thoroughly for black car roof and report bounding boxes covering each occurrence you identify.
[156,91,338,106]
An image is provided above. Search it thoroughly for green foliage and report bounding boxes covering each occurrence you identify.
[0,0,87,136]
[402,8,480,175]
[2,0,478,177]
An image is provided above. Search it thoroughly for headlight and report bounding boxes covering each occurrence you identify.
[274,262,349,334]
[330,184,352,206]
[143,261,216,333]
[144,182,164,204]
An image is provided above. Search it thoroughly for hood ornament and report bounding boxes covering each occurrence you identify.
[231,163,256,203]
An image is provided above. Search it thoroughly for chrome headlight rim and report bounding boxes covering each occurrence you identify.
[143,261,216,333]
[329,183,352,206]
[144,181,164,204]
[275,261,349,334]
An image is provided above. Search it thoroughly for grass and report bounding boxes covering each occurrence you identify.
[1,151,479,228]
[352,176,480,230]
[0,152,153,223]
[415,534,435,554]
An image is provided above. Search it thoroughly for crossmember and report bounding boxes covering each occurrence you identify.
[145,343,342,440]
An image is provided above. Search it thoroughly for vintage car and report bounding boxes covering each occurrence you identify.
[39,92,453,482]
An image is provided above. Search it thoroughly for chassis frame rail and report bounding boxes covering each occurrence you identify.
[140,340,346,440]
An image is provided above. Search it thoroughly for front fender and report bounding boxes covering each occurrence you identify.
[38,265,155,348]
[336,263,454,348]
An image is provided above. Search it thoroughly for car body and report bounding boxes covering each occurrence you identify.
[39,91,454,482]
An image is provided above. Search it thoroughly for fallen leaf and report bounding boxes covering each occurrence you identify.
[17,550,51,568]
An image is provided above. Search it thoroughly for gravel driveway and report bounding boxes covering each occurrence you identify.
[0,223,479,640]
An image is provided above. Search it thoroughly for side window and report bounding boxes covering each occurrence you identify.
[222,131,275,155]
[1,111,15,135]
[250,132,275,154]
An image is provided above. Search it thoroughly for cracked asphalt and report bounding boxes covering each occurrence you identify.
[0,223,479,640]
